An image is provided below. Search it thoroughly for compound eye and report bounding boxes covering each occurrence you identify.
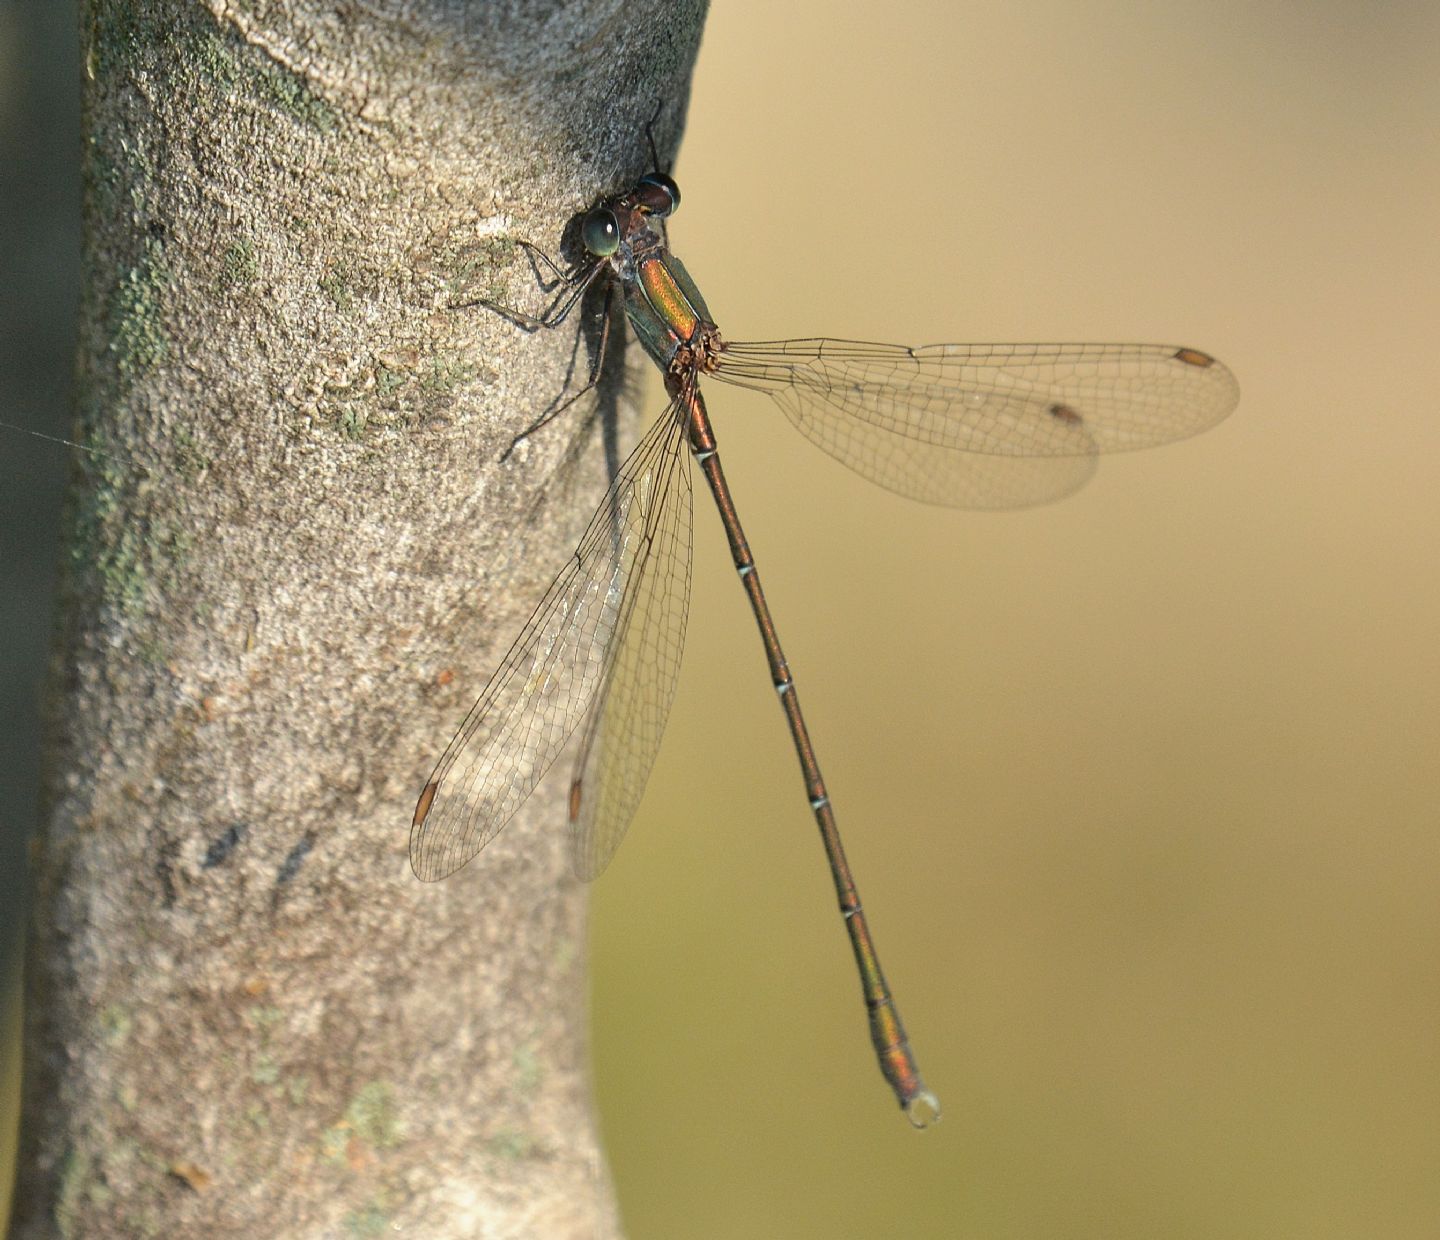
[638,172,680,217]
[581,208,620,256]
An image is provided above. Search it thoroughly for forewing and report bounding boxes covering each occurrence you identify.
[566,405,693,880]
[410,409,690,881]
[712,340,1238,509]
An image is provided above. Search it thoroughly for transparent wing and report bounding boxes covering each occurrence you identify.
[411,404,692,881]
[566,408,693,880]
[711,340,1239,509]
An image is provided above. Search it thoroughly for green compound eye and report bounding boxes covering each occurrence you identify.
[582,208,620,256]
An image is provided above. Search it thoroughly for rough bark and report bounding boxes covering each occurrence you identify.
[13,1,707,1236]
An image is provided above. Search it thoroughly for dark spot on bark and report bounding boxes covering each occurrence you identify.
[276,834,314,886]
[155,837,179,907]
[201,822,247,868]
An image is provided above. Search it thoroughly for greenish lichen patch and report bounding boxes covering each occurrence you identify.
[345,1082,401,1149]
[133,632,170,668]
[251,57,339,133]
[109,1139,140,1181]
[319,1081,403,1167]
[173,425,212,479]
[446,233,522,305]
[313,346,483,432]
[419,353,475,398]
[248,1004,284,1030]
[242,1003,316,1105]
[190,28,242,94]
[343,1202,392,1238]
[93,4,338,135]
[55,1146,86,1238]
[109,238,171,378]
[319,1122,350,1166]
[82,139,121,221]
[68,449,197,623]
[487,1127,538,1160]
[551,934,578,974]
[87,1,178,83]
[319,259,355,313]
[69,442,148,618]
[100,1004,133,1046]
[218,236,258,291]
[54,1144,114,1238]
[374,358,410,401]
[244,1102,269,1131]
[469,233,520,274]
[511,1043,542,1094]
[338,406,369,441]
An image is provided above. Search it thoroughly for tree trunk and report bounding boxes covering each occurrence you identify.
[12,2,707,1235]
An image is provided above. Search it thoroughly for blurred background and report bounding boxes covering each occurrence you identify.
[5,2,1438,1237]
[1,0,81,1229]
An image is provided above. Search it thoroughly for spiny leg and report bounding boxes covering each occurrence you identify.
[452,244,604,332]
[499,279,619,461]
[514,239,572,292]
[447,234,615,454]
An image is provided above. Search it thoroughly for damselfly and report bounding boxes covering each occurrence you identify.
[410,155,1238,1127]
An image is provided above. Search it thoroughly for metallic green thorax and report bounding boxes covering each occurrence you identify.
[623,250,715,371]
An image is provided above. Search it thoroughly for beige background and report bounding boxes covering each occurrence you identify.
[588,3,1440,1238]
[4,3,1437,1237]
